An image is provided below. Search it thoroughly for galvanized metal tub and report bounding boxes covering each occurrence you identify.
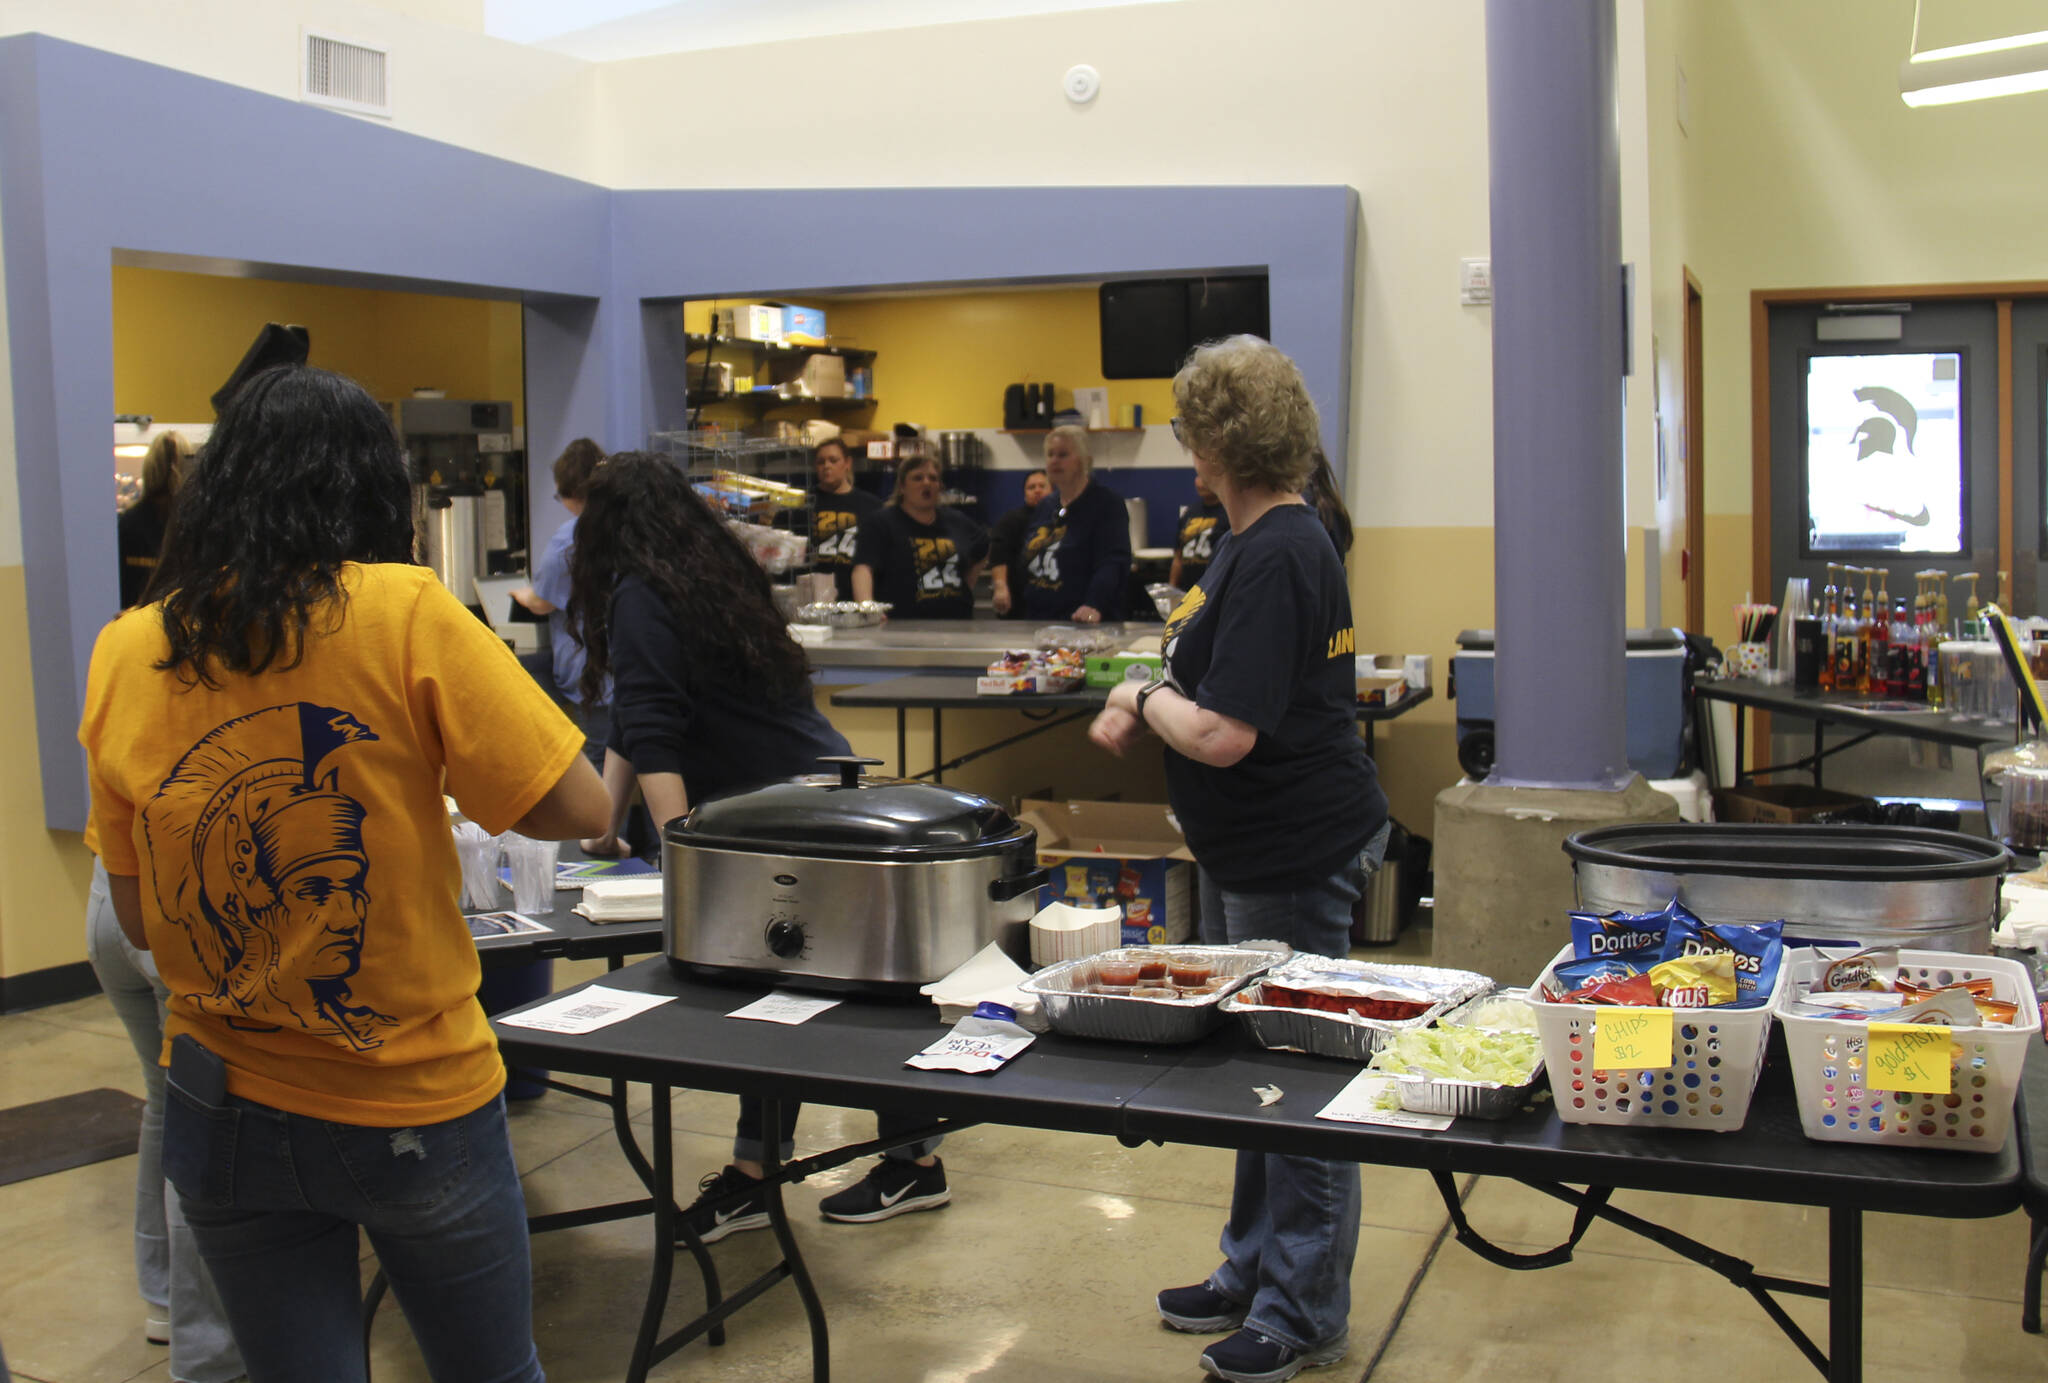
[1563,824,2009,954]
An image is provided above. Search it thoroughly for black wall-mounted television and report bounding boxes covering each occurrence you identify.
[1100,275,1270,379]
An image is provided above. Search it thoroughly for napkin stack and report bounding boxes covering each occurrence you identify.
[1028,900,1123,967]
[919,943,1047,1032]
[573,876,664,924]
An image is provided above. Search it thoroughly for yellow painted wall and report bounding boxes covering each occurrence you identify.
[112,266,525,425]
[682,288,1179,433]
[0,566,97,981]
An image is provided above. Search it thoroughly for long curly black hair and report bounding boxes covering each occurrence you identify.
[149,365,416,685]
[569,451,810,709]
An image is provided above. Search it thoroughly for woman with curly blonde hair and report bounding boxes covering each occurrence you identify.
[1091,335,1388,1383]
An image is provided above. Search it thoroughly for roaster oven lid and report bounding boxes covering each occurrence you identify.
[673,756,1029,857]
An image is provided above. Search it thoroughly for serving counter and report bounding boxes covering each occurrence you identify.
[806,618,1110,678]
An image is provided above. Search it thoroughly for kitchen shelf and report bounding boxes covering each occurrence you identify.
[691,391,878,409]
[686,332,876,361]
[999,427,1146,434]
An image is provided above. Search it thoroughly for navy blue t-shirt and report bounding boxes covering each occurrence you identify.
[1018,482,1132,620]
[1159,503,1386,892]
[604,576,848,810]
[1174,499,1229,587]
[814,488,883,600]
[852,505,988,619]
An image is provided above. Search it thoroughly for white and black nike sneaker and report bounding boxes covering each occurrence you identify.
[676,1165,769,1245]
[817,1157,950,1223]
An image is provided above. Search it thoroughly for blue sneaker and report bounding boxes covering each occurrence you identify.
[1156,1282,1249,1333]
[1199,1328,1349,1383]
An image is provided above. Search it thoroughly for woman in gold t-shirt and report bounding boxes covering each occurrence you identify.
[80,365,607,1383]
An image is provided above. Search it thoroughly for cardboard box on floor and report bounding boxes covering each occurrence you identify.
[1017,799,1196,946]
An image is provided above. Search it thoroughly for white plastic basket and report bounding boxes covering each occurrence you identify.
[1771,947,2039,1154]
[1528,943,1785,1132]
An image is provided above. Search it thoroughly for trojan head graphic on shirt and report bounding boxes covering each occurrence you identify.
[141,703,396,1051]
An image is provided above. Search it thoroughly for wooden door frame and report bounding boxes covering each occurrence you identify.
[1684,268,1705,633]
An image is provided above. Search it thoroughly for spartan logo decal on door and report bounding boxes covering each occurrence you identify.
[140,702,397,1051]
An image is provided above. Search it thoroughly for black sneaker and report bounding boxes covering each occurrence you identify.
[817,1157,950,1223]
[676,1166,769,1245]
[1157,1282,1249,1334]
[1199,1328,1348,1383]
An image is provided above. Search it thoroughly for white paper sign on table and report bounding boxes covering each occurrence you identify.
[1315,1071,1454,1131]
[496,985,675,1035]
[727,992,842,1025]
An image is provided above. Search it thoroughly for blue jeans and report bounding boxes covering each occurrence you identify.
[85,862,243,1383]
[734,1098,942,1165]
[165,1079,541,1383]
[1195,823,1390,1352]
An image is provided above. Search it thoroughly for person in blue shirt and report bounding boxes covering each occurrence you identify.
[512,437,606,707]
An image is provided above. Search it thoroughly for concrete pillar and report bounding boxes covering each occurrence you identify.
[1486,0,1629,791]
[1432,0,1679,983]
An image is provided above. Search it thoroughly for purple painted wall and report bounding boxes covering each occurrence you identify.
[1,36,1361,830]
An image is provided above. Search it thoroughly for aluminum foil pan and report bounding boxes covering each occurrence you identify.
[1221,957,1495,1063]
[798,601,892,628]
[1391,1066,1546,1121]
[1020,945,1285,1044]
[1384,988,1545,1120]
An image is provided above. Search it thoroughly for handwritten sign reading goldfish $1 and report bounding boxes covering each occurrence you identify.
[1866,1023,1951,1094]
[1592,1008,1673,1070]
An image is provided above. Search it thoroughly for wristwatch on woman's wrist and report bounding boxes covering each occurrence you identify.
[1133,677,1166,722]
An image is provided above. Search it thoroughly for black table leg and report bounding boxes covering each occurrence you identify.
[1734,705,1748,784]
[1828,1207,1862,1382]
[1813,720,1825,788]
[627,1084,679,1383]
[2024,1218,2047,1333]
[759,1101,832,1382]
[932,708,944,783]
[896,709,907,779]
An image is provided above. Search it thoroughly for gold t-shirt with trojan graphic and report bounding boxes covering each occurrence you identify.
[81,564,586,1127]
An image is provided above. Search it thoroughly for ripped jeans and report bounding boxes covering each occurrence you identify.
[167,1086,541,1383]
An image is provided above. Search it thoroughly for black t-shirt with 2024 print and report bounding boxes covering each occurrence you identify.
[1160,502,1386,892]
[814,488,883,599]
[852,505,989,619]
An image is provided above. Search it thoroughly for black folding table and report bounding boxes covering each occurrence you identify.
[492,958,2024,1383]
[830,673,1432,780]
[1693,676,2015,788]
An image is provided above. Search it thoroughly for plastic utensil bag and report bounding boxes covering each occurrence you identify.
[905,1003,1038,1074]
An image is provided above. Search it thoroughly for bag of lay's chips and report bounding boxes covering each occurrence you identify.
[1569,897,1695,967]
[1648,952,1737,1009]
[1659,915,1783,1008]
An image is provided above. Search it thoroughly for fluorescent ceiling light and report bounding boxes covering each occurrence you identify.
[1900,18,2048,106]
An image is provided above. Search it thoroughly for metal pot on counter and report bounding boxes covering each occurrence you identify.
[664,757,1049,995]
[1563,823,2010,952]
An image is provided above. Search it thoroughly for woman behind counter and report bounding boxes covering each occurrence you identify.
[1090,337,1388,1383]
[988,467,1050,618]
[1018,425,1131,624]
[117,431,193,608]
[851,453,989,619]
[80,364,609,1383]
[569,452,954,1234]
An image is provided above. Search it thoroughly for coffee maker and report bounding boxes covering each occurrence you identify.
[393,397,525,603]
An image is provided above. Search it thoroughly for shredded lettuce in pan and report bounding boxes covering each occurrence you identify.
[1367,1027,1544,1084]
[1443,995,1541,1034]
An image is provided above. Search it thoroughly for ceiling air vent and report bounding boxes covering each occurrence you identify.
[302,30,391,119]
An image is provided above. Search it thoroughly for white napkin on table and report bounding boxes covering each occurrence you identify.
[919,942,1046,1032]
[573,876,664,924]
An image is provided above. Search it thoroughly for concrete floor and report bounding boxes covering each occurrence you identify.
[3,931,2045,1383]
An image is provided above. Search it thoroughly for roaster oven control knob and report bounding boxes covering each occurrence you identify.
[766,918,807,959]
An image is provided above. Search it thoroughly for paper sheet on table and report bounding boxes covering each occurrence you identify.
[495,984,674,1034]
[727,992,841,1025]
[1315,1071,1453,1131]
[918,942,1045,1031]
